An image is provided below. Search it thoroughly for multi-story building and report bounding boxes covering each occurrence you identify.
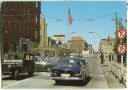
[69,36,85,54]
[53,34,65,47]
[1,1,41,53]
[39,16,47,48]
[99,39,115,54]
[88,44,93,54]
[82,48,89,57]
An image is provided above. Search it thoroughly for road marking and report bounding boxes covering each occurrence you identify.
[2,77,31,89]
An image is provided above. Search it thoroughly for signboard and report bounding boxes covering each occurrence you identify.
[117,27,126,40]
[117,44,127,55]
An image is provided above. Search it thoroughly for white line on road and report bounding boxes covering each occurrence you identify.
[2,77,31,89]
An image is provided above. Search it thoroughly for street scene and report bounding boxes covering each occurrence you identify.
[0,1,127,89]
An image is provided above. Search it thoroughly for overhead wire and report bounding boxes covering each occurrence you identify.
[2,12,117,23]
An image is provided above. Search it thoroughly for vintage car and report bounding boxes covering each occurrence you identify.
[51,58,90,84]
[2,52,35,79]
[35,56,60,72]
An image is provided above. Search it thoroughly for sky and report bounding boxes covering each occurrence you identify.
[41,1,127,51]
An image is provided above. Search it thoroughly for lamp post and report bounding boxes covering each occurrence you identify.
[89,32,104,64]
[89,32,102,52]
[89,32,102,40]
[65,32,76,41]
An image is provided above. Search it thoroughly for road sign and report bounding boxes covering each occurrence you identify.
[117,27,126,40]
[117,44,127,54]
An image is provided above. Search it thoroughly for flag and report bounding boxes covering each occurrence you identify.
[68,9,73,25]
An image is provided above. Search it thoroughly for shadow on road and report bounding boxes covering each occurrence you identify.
[2,74,33,80]
[54,76,92,86]
[2,72,42,81]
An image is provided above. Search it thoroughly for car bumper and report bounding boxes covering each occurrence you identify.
[51,77,84,81]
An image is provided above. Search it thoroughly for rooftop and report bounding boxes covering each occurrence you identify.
[71,36,84,41]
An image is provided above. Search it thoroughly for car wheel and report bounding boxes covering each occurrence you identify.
[14,70,19,80]
[81,74,86,85]
[28,63,34,77]
[80,79,85,85]
[55,80,60,84]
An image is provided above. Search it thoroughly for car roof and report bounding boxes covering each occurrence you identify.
[62,58,85,61]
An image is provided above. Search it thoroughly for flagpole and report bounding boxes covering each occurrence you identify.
[68,2,70,40]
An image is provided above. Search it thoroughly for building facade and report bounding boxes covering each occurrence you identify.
[39,16,47,48]
[53,34,65,47]
[99,39,115,54]
[69,36,85,54]
[82,48,90,57]
[1,1,41,53]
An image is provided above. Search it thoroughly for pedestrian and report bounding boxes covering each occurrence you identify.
[100,53,104,64]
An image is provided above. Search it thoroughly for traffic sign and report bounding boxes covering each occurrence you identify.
[117,27,126,40]
[117,44,127,55]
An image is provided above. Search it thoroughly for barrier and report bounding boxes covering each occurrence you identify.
[111,61,126,86]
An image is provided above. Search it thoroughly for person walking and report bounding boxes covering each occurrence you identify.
[100,53,104,64]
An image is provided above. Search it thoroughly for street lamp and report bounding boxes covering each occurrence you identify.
[89,32,102,49]
[89,32,105,64]
[89,32,102,52]
[89,32,102,40]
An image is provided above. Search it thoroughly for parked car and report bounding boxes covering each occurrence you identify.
[35,56,60,72]
[51,58,90,84]
[2,52,35,79]
[35,55,45,72]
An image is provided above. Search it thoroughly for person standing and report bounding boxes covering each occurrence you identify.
[100,53,104,64]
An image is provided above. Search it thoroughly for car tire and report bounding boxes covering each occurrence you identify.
[28,63,34,77]
[14,70,19,80]
[80,79,85,85]
[55,80,60,84]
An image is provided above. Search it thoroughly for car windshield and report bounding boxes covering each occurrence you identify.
[3,53,24,60]
[60,59,82,67]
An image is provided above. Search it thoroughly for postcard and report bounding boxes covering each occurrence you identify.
[0,0,127,89]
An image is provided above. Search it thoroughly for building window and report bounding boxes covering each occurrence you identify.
[35,30,37,39]
[35,15,37,23]
[36,2,38,8]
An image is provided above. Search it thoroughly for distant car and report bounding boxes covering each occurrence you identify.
[51,58,90,84]
[35,56,60,72]
[35,55,45,72]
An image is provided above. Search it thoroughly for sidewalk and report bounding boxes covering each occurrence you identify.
[100,59,125,88]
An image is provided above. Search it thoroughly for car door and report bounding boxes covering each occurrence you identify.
[80,60,87,78]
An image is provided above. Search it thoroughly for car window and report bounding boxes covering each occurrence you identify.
[60,59,82,67]
[35,56,42,62]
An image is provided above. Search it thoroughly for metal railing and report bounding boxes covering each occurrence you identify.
[111,61,127,86]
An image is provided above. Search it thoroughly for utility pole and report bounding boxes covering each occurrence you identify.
[115,12,124,64]
[115,12,118,31]
[0,2,2,88]
[115,12,119,60]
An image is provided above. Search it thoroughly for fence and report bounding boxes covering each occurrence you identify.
[111,61,127,86]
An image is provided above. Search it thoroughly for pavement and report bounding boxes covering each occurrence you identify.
[2,57,125,89]
[100,58,125,88]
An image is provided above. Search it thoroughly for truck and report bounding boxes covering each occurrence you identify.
[2,52,35,79]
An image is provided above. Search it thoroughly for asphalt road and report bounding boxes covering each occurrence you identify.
[2,57,109,89]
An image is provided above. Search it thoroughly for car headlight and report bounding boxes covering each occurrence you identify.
[51,72,57,77]
[8,65,11,68]
[42,61,47,65]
